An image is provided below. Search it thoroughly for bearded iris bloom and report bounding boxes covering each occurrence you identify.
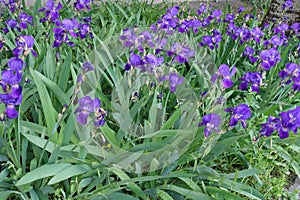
[198,113,221,137]
[225,104,251,128]
[239,72,262,93]
[75,96,106,126]
[260,48,281,70]
[211,64,236,88]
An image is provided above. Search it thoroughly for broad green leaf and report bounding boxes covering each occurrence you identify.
[30,68,57,135]
[159,185,212,200]
[225,169,260,179]
[0,191,22,200]
[48,164,91,185]
[15,163,72,186]
[33,70,69,105]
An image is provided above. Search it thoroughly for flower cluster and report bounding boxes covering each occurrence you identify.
[0,0,21,13]
[3,13,33,34]
[260,107,300,139]
[53,18,92,47]
[0,57,25,119]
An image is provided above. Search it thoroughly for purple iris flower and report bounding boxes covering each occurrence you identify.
[82,61,94,72]
[13,35,37,57]
[239,72,262,93]
[260,116,281,137]
[260,48,281,70]
[243,46,258,63]
[39,0,62,23]
[197,4,207,15]
[198,113,221,137]
[74,96,105,126]
[52,18,80,47]
[74,0,91,11]
[251,27,264,43]
[225,104,251,128]
[168,72,184,93]
[282,0,293,10]
[0,93,22,119]
[270,35,283,47]
[124,53,142,70]
[167,43,194,63]
[4,19,19,33]
[278,63,300,91]
[273,23,289,35]
[238,6,245,13]
[119,29,136,48]
[211,10,222,22]
[199,30,222,50]
[211,64,236,88]
[278,63,298,81]
[291,23,299,34]
[19,13,33,29]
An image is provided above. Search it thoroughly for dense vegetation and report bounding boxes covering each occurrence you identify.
[0,0,299,199]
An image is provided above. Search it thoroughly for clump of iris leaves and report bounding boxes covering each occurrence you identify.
[0,0,299,199]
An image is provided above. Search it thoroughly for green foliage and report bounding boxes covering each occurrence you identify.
[0,0,299,199]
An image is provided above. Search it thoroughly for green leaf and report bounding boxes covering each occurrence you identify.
[225,169,260,179]
[44,45,56,80]
[0,191,22,200]
[109,166,147,199]
[30,68,57,135]
[33,70,69,105]
[58,51,72,92]
[15,163,72,186]
[22,133,55,152]
[159,185,212,200]
[48,164,91,185]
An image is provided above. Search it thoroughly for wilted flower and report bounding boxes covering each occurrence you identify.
[198,113,221,137]
[225,104,251,128]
